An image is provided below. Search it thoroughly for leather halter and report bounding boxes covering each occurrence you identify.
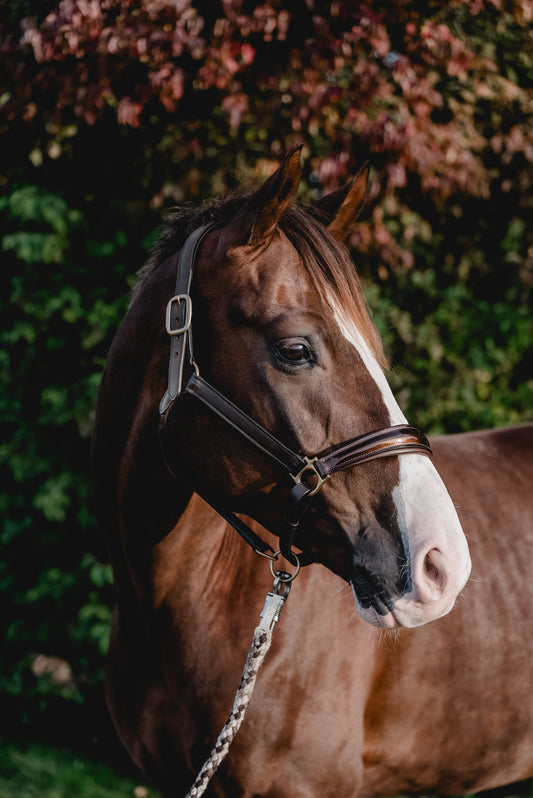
[159,222,432,565]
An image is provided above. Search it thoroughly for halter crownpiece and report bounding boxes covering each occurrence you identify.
[160,223,213,414]
[159,223,432,565]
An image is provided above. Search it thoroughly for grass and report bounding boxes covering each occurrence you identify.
[3,737,533,798]
[0,739,158,798]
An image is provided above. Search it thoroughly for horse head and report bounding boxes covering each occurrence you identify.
[157,146,471,629]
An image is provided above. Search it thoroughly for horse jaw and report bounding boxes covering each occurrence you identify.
[332,302,472,629]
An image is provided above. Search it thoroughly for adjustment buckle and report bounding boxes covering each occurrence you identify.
[165,294,192,336]
[291,456,329,496]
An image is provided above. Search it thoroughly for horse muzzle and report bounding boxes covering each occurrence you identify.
[351,543,471,629]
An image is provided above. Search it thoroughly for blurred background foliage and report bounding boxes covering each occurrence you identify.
[1,0,532,762]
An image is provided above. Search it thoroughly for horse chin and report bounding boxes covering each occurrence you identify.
[355,604,399,629]
[350,583,399,628]
[350,582,458,629]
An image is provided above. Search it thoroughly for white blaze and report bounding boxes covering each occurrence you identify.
[329,299,471,628]
[332,306,406,426]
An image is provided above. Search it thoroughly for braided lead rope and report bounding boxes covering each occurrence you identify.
[184,627,272,798]
[184,568,296,798]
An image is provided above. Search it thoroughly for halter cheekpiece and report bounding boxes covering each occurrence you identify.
[159,222,432,565]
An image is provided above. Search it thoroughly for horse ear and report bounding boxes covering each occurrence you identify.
[316,161,370,242]
[239,144,303,244]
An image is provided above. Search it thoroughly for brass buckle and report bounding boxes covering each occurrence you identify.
[165,294,192,336]
[291,456,329,496]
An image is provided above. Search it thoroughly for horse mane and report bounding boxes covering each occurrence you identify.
[134,192,385,366]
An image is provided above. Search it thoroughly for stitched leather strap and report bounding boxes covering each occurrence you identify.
[160,223,217,414]
[185,373,307,475]
[278,481,315,565]
[198,492,277,558]
[314,425,432,478]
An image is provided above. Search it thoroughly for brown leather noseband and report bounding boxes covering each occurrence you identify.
[159,223,432,565]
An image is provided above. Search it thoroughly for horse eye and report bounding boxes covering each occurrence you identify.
[274,339,314,365]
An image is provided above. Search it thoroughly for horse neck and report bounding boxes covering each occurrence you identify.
[147,494,275,644]
[93,334,196,619]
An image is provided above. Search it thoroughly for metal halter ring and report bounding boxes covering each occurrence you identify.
[269,550,301,583]
[290,456,329,496]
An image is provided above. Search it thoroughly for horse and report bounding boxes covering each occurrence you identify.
[91,145,533,798]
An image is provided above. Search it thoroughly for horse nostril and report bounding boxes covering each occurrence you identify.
[423,549,445,592]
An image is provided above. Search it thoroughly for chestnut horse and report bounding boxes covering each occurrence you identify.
[92,146,533,798]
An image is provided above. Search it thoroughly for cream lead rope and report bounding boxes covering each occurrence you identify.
[184,558,298,798]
